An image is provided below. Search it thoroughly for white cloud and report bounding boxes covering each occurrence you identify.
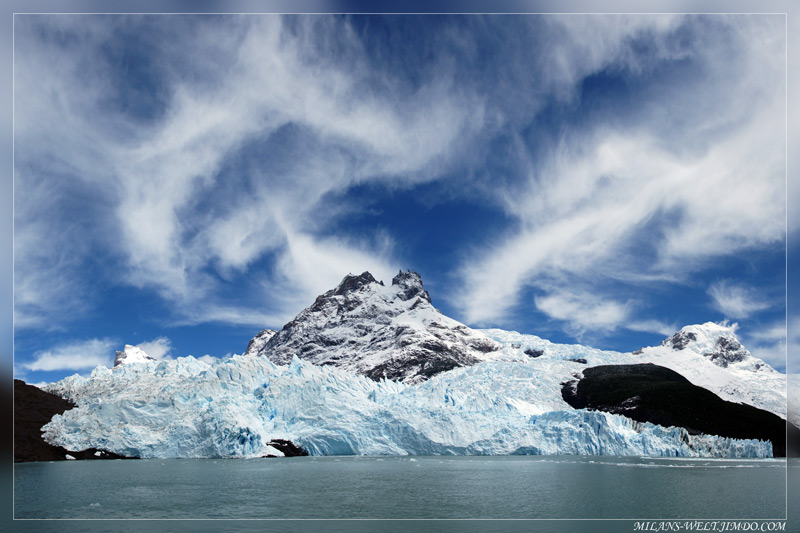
[13,170,97,329]
[271,230,397,308]
[746,322,787,343]
[535,290,630,337]
[135,337,173,360]
[530,286,674,338]
[170,305,293,329]
[458,112,784,323]
[707,280,773,319]
[743,333,787,372]
[14,15,484,329]
[455,17,785,328]
[13,15,786,342]
[106,15,480,311]
[626,320,677,337]
[196,354,217,365]
[534,15,686,102]
[22,338,116,371]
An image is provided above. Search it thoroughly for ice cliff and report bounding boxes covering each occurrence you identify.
[43,355,772,459]
[40,272,786,459]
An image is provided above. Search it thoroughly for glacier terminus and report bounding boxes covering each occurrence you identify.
[40,271,789,460]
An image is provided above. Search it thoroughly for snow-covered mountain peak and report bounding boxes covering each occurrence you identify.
[113,345,156,368]
[391,269,431,302]
[333,271,383,296]
[244,329,277,356]
[245,270,500,382]
[659,322,767,371]
[662,322,736,350]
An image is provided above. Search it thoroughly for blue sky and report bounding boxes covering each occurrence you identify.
[13,14,788,383]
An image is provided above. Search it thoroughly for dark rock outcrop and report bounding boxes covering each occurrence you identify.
[663,331,697,351]
[14,379,135,462]
[524,348,543,358]
[263,439,309,457]
[561,364,796,457]
[333,271,382,296]
[704,337,749,368]
[391,270,431,302]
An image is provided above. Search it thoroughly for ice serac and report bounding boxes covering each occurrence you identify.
[247,270,501,383]
[113,345,156,367]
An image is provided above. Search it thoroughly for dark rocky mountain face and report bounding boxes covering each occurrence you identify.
[703,337,749,367]
[663,330,697,351]
[14,379,134,462]
[245,270,500,383]
[561,364,796,457]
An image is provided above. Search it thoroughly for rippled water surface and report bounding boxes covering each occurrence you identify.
[14,455,788,519]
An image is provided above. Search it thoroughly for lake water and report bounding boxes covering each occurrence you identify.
[13,455,789,523]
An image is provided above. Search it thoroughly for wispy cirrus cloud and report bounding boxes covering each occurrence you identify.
[534,290,630,337]
[740,319,788,372]
[707,280,774,319]
[14,15,484,330]
[196,354,218,365]
[531,284,676,340]
[13,15,786,362]
[453,16,785,334]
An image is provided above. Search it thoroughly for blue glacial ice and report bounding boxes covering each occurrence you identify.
[42,352,774,459]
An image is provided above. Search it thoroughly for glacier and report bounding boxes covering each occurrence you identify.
[39,272,786,460]
[43,351,773,459]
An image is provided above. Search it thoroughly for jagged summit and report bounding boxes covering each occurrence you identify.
[245,270,500,383]
[113,345,156,368]
[391,269,431,302]
[333,271,383,296]
[330,270,429,302]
